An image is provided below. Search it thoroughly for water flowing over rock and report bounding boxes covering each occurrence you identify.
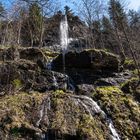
[70,95,120,140]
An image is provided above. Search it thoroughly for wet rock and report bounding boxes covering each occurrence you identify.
[95,71,133,87]
[32,70,68,92]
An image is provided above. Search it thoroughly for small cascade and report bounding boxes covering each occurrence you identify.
[36,97,51,140]
[70,95,120,140]
[46,58,75,92]
[36,102,45,127]
[46,60,53,71]
[60,14,69,72]
[36,97,51,127]
[46,59,59,89]
[52,71,58,89]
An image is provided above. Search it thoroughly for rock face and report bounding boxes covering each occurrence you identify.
[0,47,58,63]
[0,48,140,140]
[53,49,120,73]
[0,60,68,94]
[0,47,66,93]
[0,92,115,140]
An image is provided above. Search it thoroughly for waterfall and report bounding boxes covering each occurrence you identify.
[69,95,120,140]
[60,15,69,72]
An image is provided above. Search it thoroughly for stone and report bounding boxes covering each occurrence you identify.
[53,49,120,74]
[76,84,95,96]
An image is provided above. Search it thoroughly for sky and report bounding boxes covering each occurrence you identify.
[63,0,140,11]
[128,0,140,10]
[1,0,140,11]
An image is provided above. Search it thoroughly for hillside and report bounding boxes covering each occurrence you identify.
[0,47,139,140]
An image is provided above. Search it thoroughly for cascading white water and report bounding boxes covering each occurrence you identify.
[52,72,58,88]
[36,98,51,126]
[36,102,45,127]
[69,95,120,140]
[60,15,69,72]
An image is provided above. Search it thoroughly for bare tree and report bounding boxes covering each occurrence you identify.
[71,0,106,48]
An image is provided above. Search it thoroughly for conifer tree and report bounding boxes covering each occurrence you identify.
[109,0,127,30]
[108,0,127,62]
[28,2,42,46]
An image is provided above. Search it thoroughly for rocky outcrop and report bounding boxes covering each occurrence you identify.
[53,49,120,74]
[0,60,68,94]
[0,47,58,62]
[0,47,139,140]
[95,70,132,86]
[0,92,115,140]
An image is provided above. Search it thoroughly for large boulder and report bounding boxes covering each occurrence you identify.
[53,49,120,74]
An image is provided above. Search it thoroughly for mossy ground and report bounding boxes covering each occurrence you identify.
[0,92,45,138]
[94,86,140,140]
[0,85,139,140]
[0,91,111,140]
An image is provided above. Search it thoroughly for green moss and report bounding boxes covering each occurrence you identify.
[125,59,133,64]
[12,79,22,89]
[85,48,118,58]
[121,77,139,93]
[96,86,122,95]
[41,48,59,60]
[94,86,140,139]
[78,114,105,140]
[124,58,135,70]
[0,92,44,131]
[50,93,108,139]
[52,90,65,97]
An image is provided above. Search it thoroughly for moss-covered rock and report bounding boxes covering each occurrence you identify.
[53,49,120,74]
[0,92,45,139]
[121,77,140,102]
[0,59,68,94]
[0,91,114,140]
[93,86,140,140]
[124,58,136,70]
